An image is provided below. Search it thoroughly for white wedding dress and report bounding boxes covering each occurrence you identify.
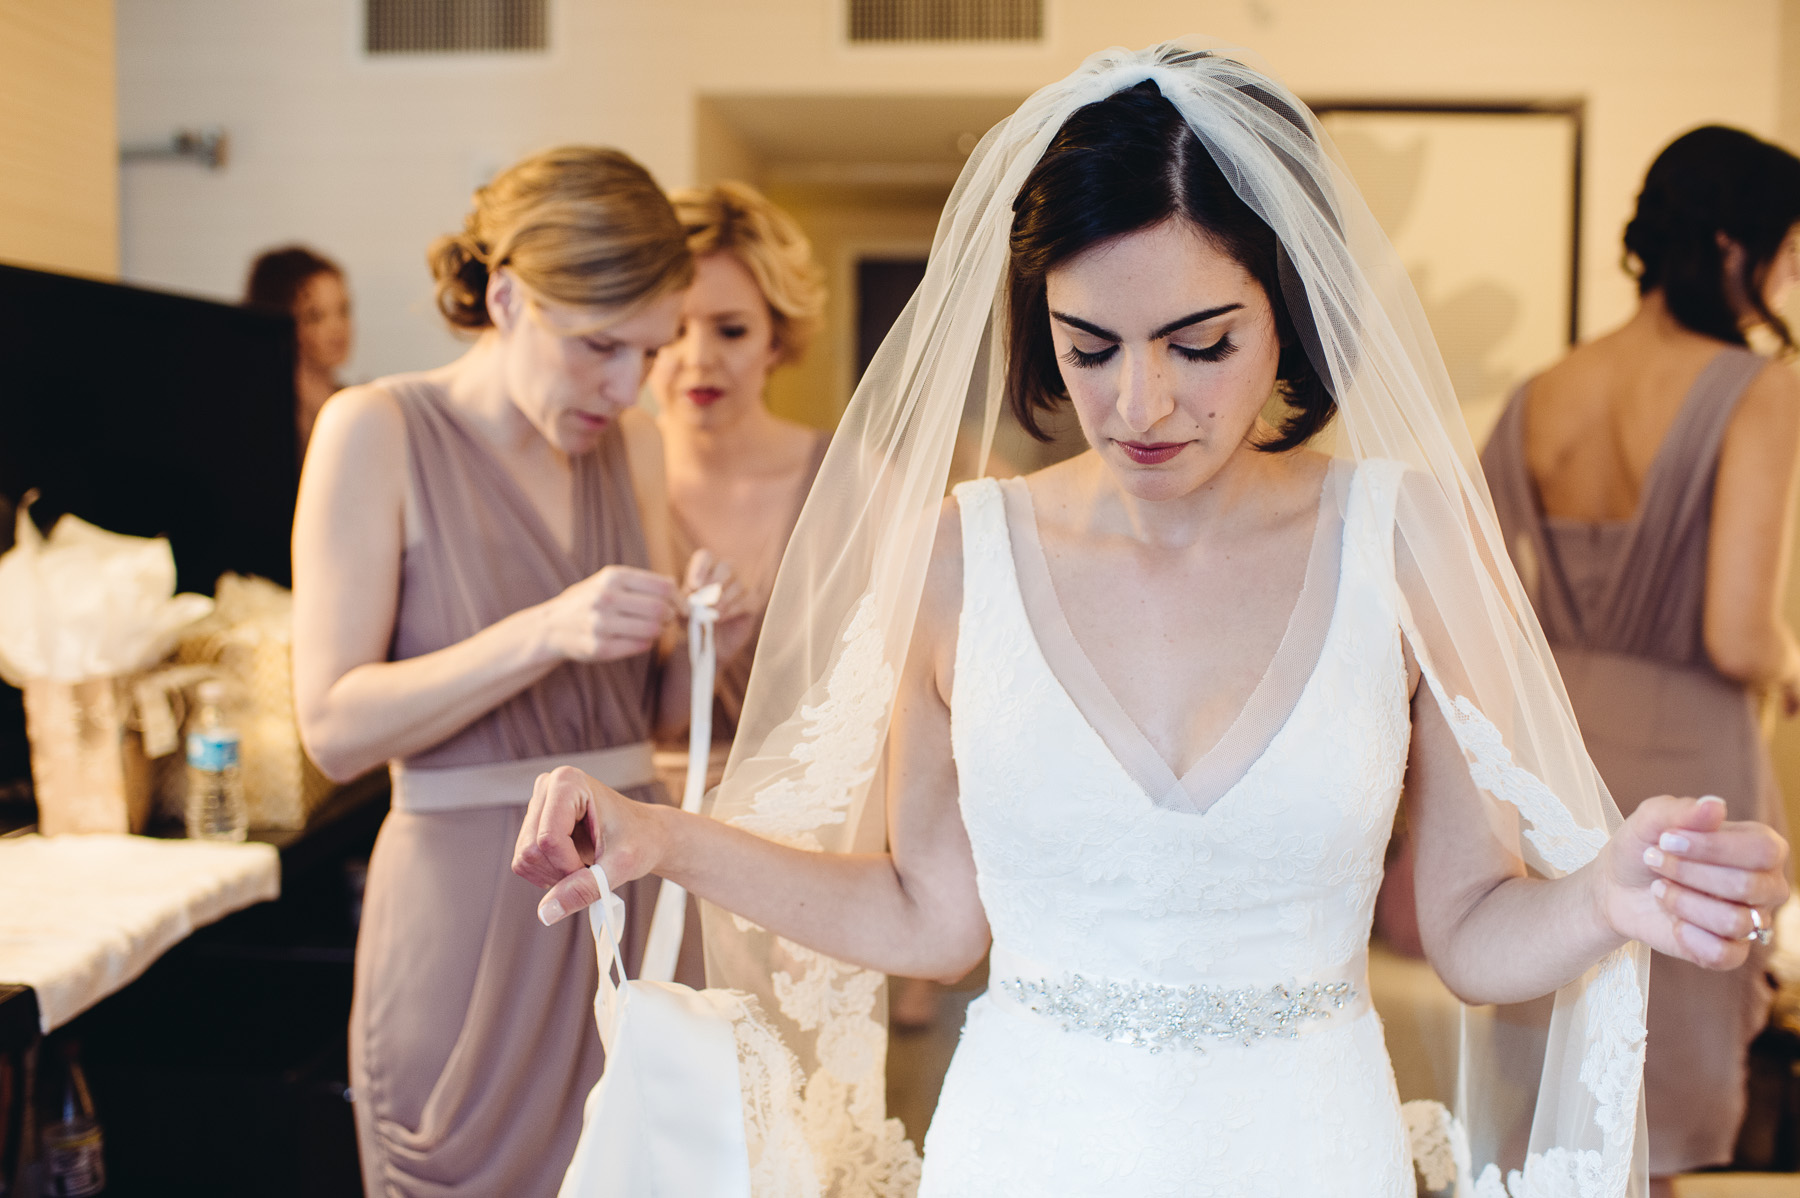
[922,462,1417,1196]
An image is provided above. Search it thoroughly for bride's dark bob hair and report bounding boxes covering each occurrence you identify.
[1006,80,1335,451]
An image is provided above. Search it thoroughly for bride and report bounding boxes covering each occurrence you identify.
[512,45,1788,1196]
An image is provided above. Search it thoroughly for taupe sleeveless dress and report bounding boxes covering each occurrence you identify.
[1483,347,1785,1175]
[348,375,670,1198]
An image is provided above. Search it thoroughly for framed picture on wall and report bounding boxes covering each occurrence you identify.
[1311,102,1583,444]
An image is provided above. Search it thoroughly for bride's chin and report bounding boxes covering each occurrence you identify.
[1108,467,1208,504]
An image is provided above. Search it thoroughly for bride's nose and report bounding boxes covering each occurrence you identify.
[1115,346,1176,434]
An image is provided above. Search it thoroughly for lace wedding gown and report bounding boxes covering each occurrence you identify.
[923,462,1416,1196]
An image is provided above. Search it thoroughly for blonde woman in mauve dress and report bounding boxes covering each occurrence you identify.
[1483,126,1800,1194]
[648,183,949,1027]
[291,147,746,1198]
[650,181,830,754]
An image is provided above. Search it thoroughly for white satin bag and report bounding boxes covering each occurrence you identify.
[557,868,752,1198]
[558,588,758,1198]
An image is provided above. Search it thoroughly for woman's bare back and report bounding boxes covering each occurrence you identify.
[1524,316,1738,523]
[1518,300,1800,693]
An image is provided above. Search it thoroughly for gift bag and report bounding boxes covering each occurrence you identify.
[0,496,212,833]
[169,574,333,829]
[22,675,154,834]
[559,869,753,1198]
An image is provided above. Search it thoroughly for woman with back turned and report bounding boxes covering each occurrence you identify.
[1483,126,1800,1191]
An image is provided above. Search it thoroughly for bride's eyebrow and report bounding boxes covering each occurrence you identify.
[1050,304,1244,342]
[1152,304,1243,338]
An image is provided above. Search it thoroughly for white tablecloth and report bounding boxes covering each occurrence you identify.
[0,833,281,1032]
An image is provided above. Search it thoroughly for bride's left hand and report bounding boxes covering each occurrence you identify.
[1600,794,1789,969]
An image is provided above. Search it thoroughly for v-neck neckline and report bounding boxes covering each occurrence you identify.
[996,462,1349,815]
[424,387,588,571]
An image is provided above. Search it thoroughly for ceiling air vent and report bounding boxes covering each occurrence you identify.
[365,0,547,54]
[848,0,1043,43]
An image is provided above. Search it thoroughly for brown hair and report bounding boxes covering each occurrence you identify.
[668,180,827,365]
[244,245,341,314]
[1007,82,1334,451]
[428,146,693,331]
[1624,125,1800,353]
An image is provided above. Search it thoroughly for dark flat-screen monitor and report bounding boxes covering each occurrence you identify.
[0,262,299,795]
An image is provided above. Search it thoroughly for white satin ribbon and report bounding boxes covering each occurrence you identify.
[638,583,720,984]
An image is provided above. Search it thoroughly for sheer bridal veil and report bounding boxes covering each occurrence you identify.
[699,40,1648,1197]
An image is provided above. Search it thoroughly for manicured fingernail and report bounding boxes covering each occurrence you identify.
[1643,846,1665,868]
[1651,879,1668,900]
[538,897,564,926]
[1700,795,1725,811]
[1660,832,1691,853]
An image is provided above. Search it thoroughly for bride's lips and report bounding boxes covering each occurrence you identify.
[1117,440,1186,465]
[687,387,724,408]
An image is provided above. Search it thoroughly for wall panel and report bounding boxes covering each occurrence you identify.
[0,0,118,278]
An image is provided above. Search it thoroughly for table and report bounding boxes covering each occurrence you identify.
[0,773,388,1192]
[0,836,281,1035]
[0,773,386,1032]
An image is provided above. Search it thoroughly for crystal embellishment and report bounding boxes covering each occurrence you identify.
[997,972,1358,1053]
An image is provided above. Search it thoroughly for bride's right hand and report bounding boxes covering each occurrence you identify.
[511,766,666,926]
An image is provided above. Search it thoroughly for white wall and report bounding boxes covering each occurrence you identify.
[118,0,1783,382]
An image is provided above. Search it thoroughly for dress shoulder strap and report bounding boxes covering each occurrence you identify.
[1635,346,1766,527]
[951,477,1016,620]
[951,477,1007,557]
[1342,458,1402,590]
[375,374,464,553]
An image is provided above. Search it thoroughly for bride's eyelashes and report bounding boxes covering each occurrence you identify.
[1062,343,1117,369]
[1060,334,1238,370]
[1173,334,1237,363]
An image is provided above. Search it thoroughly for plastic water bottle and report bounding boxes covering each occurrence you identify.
[184,680,247,841]
[38,1040,106,1196]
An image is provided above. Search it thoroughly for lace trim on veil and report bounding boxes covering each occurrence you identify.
[722,594,923,1195]
[1361,462,1645,1198]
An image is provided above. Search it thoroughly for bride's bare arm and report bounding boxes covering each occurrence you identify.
[1405,662,1789,1005]
[513,503,992,984]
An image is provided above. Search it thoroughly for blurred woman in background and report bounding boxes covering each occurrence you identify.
[648,180,954,1029]
[1482,125,1800,1192]
[244,244,352,452]
[292,146,731,1197]
[650,180,829,749]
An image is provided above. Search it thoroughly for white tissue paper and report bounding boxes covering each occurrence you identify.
[0,497,213,685]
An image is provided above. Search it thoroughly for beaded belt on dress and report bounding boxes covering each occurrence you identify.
[988,946,1367,1053]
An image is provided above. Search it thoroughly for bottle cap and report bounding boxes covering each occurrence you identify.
[197,679,227,705]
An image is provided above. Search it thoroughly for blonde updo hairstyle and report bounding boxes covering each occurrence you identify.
[669,180,827,365]
[429,146,693,332]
